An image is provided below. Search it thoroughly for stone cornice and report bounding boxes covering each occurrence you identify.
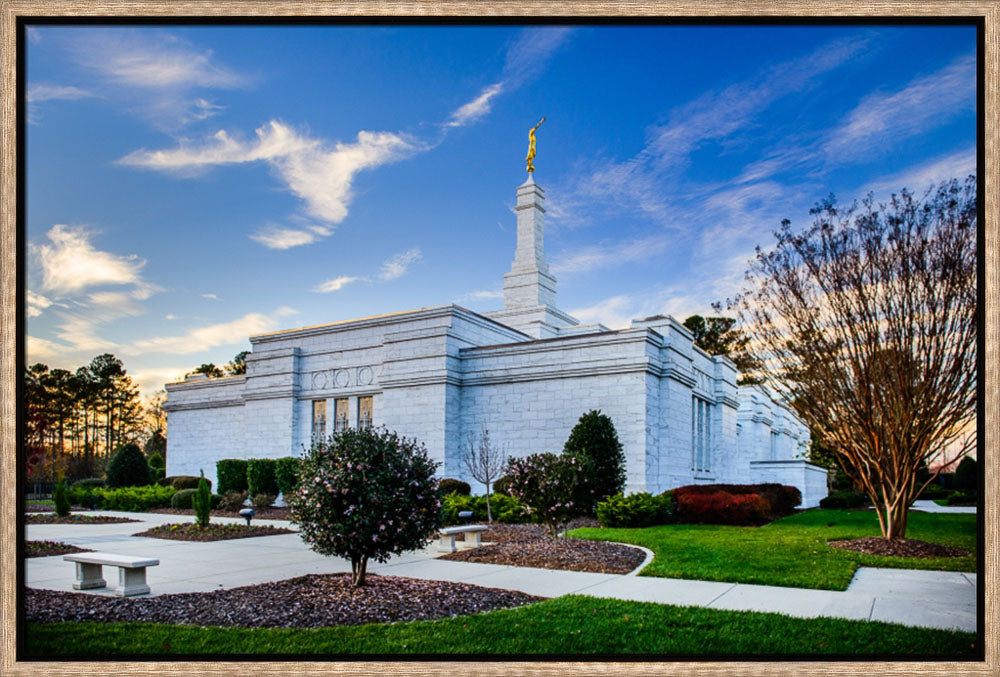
[165,376,247,392]
[164,399,244,412]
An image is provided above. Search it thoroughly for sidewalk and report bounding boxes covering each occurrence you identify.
[25,510,977,633]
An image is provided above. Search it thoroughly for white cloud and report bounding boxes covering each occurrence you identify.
[202,293,219,300]
[130,366,192,396]
[568,294,636,330]
[825,54,975,161]
[165,314,178,320]
[447,83,504,128]
[33,224,146,295]
[458,289,503,302]
[552,234,671,275]
[122,121,420,240]
[129,307,297,355]
[26,290,52,318]
[27,84,93,103]
[26,335,70,364]
[313,276,359,293]
[861,148,976,198]
[379,248,423,281]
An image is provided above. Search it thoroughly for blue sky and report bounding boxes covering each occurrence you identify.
[24,23,977,396]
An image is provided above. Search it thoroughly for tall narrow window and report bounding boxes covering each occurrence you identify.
[358,396,373,430]
[691,396,712,472]
[770,431,779,460]
[311,400,327,442]
[334,398,349,432]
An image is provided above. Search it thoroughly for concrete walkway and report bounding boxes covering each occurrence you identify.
[25,510,977,633]
[911,499,977,514]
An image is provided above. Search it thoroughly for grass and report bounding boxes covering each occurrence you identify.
[24,595,977,658]
[570,509,976,591]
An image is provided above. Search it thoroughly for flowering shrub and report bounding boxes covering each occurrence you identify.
[675,491,770,525]
[289,426,441,586]
[596,491,673,528]
[504,452,582,538]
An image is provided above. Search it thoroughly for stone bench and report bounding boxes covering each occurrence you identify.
[64,552,159,597]
[437,525,488,553]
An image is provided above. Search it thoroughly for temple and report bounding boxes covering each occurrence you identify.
[165,173,827,506]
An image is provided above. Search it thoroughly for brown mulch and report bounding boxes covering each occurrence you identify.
[133,522,294,541]
[25,503,57,513]
[25,540,93,558]
[827,537,969,558]
[439,522,645,574]
[148,506,293,521]
[25,573,543,628]
[25,513,140,525]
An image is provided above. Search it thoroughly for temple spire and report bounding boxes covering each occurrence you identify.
[502,174,557,310]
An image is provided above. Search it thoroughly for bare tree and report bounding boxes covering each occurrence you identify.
[728,177,977,541]
[463,426,508,523]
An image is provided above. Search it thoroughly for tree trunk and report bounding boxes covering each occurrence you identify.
[351,555,368,586]
[485,484,493,523]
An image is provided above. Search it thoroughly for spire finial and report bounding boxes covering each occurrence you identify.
[525,117,546,173]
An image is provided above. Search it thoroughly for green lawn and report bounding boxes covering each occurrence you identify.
[25,595,977,657]
[570,509,976,591]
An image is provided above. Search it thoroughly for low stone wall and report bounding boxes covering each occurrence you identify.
[749,460,829,508]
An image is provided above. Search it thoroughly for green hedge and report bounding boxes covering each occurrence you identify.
[66,484,177,512]
[217,459,249,495]
[818,490,869,510]
[440,493,527,526]
[247,459,279,497]
[438,478,471,496]
[596,491,673,528]
[275,457,300,496]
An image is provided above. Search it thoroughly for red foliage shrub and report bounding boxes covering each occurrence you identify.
[675,491,771,526]
[673,483,801,516]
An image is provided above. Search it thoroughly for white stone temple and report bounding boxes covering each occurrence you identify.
[165,173,828,506]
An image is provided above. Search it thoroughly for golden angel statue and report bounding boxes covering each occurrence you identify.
[525,117,546,173]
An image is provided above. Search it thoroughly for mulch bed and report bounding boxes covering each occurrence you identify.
[827,537,969,558]
[26,573,543,628]
[438,522,645,574]
[148,507,293,521]
[25,514,140,525]
[25,541,93,558]
[133,522,294,541]
[25,503,56,513]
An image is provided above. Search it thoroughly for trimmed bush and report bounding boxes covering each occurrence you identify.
[953,457,977,493]
[440,492,528,526]
[148,453,165,470]
[492,475,513,496]
[505,452,582,537]
[673,483,801,515]
[217,459,249,495]
[168,475,211,491]
[171,488,222,510]
[946,490,976,506]
[247,459,279,497]
[105,443,151,488]
[818,490,870,510]
[275,457,301,496]
[290,426,441,586]
[596,492,672,528]
[563,410,627,514]
[218,491,247,512]
[70,477,104,489]
[676,491,770,525]
[53,478,70,517]
[252,493,276,509]
[193,471,211,527]
[438,478,471,496]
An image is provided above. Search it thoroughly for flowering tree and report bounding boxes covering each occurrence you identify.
[504,452,581,538]
[290,426,441,586]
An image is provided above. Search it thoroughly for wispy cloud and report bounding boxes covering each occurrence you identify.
[62,29,247,129]
[379,248,423,281]
[33,224,147,295]
[27,83,93,103]
[552,233,672,275]
[445,27,573,129]
[313,276,359,293]
[824,54,975,162]
[26,290,53,318]
[121,121,420,247]
[861,147,976,199]
[129,307,297,355]
[202,293,219,300]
